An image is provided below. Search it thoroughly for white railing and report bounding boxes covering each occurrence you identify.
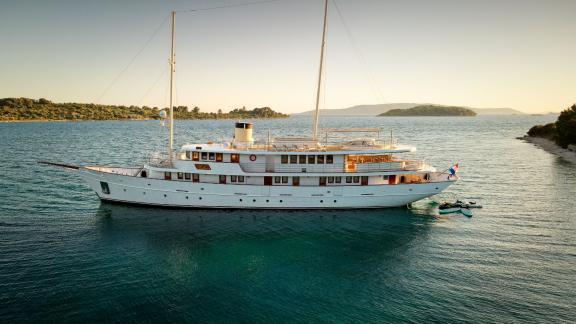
[239,159,425,173]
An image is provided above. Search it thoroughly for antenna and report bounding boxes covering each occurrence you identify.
[312,0,328,140]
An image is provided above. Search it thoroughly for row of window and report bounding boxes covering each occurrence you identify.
[281,154,334,165]
[183,151,241,163]
[163,173,400,185]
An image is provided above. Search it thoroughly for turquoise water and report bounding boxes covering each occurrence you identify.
[1,116,574,322]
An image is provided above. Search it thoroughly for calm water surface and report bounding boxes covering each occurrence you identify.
[0,116,574,322]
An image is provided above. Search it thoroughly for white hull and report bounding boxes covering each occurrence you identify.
[80,168,454,209]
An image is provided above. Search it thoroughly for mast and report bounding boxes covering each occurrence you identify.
[168,11,176,162]
[312,0,328,140]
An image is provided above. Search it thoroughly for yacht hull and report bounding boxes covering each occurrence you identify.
[80,168,454,209]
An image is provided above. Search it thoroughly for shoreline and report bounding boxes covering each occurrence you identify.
[519,136,576,163]
[0,117,289,123]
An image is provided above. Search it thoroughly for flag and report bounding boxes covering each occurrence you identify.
[447,163,459,179]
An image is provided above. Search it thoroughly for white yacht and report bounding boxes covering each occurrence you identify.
[72,2,458,209]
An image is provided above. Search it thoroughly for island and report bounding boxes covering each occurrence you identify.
[378,105,477,117]
[0,98,288,121]
[521,104,576,163]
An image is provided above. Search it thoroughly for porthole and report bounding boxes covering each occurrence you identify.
[201,188,204,191]
[143,192,146,195]
[333,200,337,203]
[266,200,269,203]
[123,189,126,192]
[320,200,323,203]
[253,199,256,202]
[239,199,243,202]
[199,197,202,200]
[435,187,439,190]
[279,200,283,203]
[164,194,167,197]
[186,196,189,199]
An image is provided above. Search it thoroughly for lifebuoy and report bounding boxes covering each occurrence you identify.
[249,154,257,161]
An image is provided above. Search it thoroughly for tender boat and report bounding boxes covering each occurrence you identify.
[54,1,459,209]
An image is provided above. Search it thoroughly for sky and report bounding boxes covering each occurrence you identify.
[1,0,575,114]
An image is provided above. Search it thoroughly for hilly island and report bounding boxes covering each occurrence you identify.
[0,98,288,121]
[379,105,477,117]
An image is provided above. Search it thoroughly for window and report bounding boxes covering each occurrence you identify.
[238,176,245,183]
[383,175,389,180]
[192,173,199,182]
[361,176,368,186]
[281,155,288,164]
[317,155,324,164]
[326,155,334,164]
[274,176,281,183]
[282,176,288,184]
[346,176,352,183]
[194,164,211,170]
[231,175,237,182]
[216,153,223,162]
[290,155,297,164]
[299,155,306,164]
[353,176,360,183]
[186,151,192,160]
[141,170,147,178]
[328,176,334,183]
[308,155,316,164]
[319,177,327,186]
[184,173,191,180]
[231,154,240,163]
[293,176,300,186]
[100,181,110,194]
[192,151,199,161]
[201,152,207,160]
[335,176,341,183]
[164,172,172,180]
[219,175,226,184]
[209,152,215,161]
[177,172,183,180]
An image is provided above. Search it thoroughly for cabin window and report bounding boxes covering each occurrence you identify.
[328,176,334,183]
[317,155,325,164]
[164,172,172,180]
[299,155,306,164]
[353,176,360,183]
[326,155,334,164]
[282,176,288,184]
[293,176,300,186]
[361,176,368,186]
[231,175,237,182]
[335,176,341,183]
[209,152,215,161]
[219,175,226,184]
[274,176,281,183]
[281,155,288,164]
[238,176,245,183]
[216,153,223,162]
[290,155,297,164]
[192,151,199,161]
[383,175,389,180]
[184,173,191,180]
[400,176,406,184]
[192,173,199,182]
[231,154,240,163]
[195,164,211,170]
[177,172,183,180]
[100,181,110,194]
[186,151,192,160]
[319,177,327,186]
[346,176,352,183]
[201,152,208,160]
[308,155,316,164]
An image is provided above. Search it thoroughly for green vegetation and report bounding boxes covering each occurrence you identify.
[378,105,477,116]
[528,104,576,148]
[0,98,288,121]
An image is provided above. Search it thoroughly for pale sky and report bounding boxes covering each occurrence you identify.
[1,0,575,113]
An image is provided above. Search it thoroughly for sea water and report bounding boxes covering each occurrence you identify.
[0,116,574,322]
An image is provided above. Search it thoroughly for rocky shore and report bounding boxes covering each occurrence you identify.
[519,136,576,163]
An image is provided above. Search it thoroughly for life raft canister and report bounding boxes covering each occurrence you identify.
[249,154,257,161]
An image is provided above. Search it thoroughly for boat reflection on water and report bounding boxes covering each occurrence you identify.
[93,203,439,272]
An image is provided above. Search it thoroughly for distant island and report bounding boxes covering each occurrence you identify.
[378,105,477,117]
[0,98,288,121]
[521,104,576,163]
[293,103,524,116]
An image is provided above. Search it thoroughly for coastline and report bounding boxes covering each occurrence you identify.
[520,136,576,163]
[0,117,289,123]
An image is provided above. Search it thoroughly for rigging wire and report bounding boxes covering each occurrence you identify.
[332,0,387,104]
[95,14,170,104]
[176,0,285,13]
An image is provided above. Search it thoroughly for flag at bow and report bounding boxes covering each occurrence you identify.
[448,163,459,179]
